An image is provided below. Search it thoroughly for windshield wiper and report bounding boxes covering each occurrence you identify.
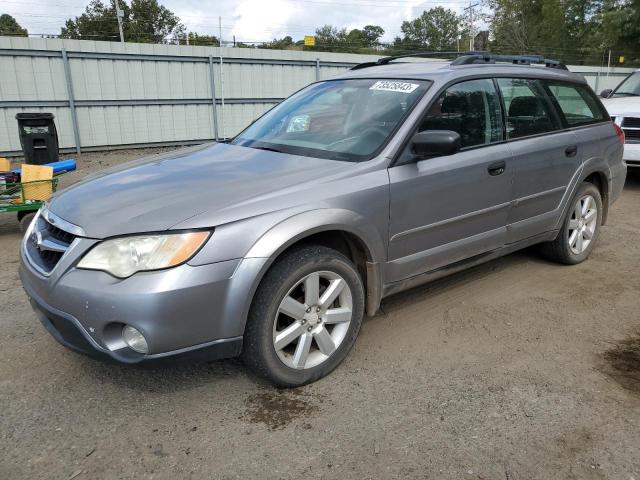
[613,92,640,97]
[252,145,285,153]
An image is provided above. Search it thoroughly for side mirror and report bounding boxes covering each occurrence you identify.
[600,89,613,99]
[411,130,461,159]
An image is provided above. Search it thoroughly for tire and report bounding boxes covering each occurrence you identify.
[18,212,36,234]
[242,245,365,387]
[541,182,603,265]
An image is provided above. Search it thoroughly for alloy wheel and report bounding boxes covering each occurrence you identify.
[272,271,353,370]
[567,194,598,255]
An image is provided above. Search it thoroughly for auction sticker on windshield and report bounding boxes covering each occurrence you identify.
[370,80,420,93]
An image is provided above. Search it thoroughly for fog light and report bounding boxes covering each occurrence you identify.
[122,325,148,354]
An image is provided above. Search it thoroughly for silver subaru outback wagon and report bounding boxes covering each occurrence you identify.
[20,53,626,386]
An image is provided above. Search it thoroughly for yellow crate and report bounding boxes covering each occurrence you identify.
[21,164,53,201]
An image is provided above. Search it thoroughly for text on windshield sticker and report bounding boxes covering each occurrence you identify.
[369,81,420,94]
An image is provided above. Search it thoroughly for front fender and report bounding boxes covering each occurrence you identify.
[189,207,386,266]
[190,208,386,334]
[244,208,385,262]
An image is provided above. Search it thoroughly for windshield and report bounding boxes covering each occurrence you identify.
[612,72,640,97]
[231,79,430,161]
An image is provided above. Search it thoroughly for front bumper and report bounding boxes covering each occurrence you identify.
[20,238,269,364]
[28,293,242,364]
[623,143,640,168]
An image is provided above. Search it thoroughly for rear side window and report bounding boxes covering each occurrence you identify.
[418,78,503,148]
[545,82,608,126]
[496,78,561,139]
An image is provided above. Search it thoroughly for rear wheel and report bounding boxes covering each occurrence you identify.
[242,245,365,387]
[541,182,602,264]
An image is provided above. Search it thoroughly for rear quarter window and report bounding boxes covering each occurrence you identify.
[545,82,609,126]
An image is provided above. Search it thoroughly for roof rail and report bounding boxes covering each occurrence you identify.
[451,52,568,70]
[350,51,460,70]
[350,51,568,71]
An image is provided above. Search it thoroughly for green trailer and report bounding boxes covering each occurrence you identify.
[0,178,59,232]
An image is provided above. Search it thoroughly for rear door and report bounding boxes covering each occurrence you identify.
[545,80,613,176]
[387,78,512,283]
[496,77,580,243]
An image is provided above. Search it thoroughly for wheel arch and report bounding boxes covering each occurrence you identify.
[243,209,385,321]
[582,170,609,225]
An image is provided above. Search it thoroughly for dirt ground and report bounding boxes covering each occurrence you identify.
[1,148,639,480]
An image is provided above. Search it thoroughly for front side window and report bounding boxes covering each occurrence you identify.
[546,82,608,126]
[611,72,640,97]
[418,78,503,148]
[231,79,430,162]
[497,78,561,139]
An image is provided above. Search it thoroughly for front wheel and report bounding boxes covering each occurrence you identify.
[541,182,603,264]
[242,245,365,387]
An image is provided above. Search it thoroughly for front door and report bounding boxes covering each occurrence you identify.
[387,78,513,284]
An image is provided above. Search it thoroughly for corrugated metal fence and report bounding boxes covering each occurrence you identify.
[0,37,635,156]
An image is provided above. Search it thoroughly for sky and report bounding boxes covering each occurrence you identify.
[2,0,475,43]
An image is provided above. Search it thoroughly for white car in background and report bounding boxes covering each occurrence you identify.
[601,70,640,168]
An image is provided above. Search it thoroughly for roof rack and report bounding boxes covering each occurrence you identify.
[451,52,568,70]
[350,51,568,71]
[350,51,460,70]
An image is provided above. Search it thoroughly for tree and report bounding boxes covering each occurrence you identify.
[345,29,366,48]
[399,7,465,51]
[484,0,640,64]
[487,0,554,54]
[361,25,385,47]
[308,24,384,52]
[259,36,295,50]
[313,24,348,50]
[595,0,640,54]
[0,14,28,36]
[127,0,184,43]
[61,0,126,41]
[186,32,219,46]
[61,0,185,43]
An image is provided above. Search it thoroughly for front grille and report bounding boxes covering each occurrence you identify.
[623,128,640,143]
[39,249,63,271]
[47,222,75,245]
[25,214,76,274]
[620,117,640,144]
[622,117,640,128]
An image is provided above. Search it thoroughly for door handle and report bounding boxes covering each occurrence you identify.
[487,161,506,176]
[565,145,578,157]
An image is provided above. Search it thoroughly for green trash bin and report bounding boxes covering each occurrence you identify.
[16,113,60,165]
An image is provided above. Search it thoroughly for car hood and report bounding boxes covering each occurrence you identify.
[602,97,640,116]
[48,143,360,238]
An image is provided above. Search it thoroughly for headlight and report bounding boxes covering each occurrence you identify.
[77,231,210,278]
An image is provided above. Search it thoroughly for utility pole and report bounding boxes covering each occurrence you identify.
[218,16,226,139]
[464,2,479,52]
[115,0,125,43]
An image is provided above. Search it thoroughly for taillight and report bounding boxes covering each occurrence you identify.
[613,122,625,144]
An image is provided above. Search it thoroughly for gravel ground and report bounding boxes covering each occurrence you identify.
[1,149,639,480]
